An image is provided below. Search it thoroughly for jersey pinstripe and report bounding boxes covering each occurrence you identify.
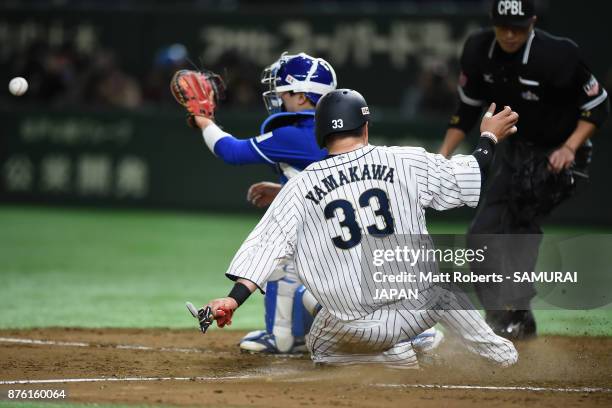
[227,144,517,367]
[226,145,480,320]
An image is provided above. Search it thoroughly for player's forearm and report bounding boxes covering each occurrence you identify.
[470,104,518,182]
[226,279,258,307]
[199,122,264,165]
[563,120,597,152]
[236,278,258,293]
[471,134,497,182]
[200,121,231,152]
[195,116,226,153]
[439,128,467,158]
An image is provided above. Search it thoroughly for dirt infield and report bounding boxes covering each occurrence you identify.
[1,329,611,407]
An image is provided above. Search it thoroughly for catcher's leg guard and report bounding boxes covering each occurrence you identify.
[291,286,314,338]
[301,288,321,317]
[240,256,319,354]
[266,276,313,353]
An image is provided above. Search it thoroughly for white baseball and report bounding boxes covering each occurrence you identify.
[9,77,28,96]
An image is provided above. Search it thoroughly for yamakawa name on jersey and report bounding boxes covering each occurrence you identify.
[305,164,396,205]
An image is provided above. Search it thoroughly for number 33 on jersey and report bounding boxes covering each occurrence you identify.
[226,145,481,320]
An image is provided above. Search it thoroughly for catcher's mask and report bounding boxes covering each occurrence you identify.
[261,52,337,115]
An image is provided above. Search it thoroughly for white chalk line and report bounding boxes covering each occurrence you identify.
[373,383,612,394]
[0,337,206,354]
[1,337,610,394]
[0,337,307,359]
[0,375,253,385]
[0,376,610,394]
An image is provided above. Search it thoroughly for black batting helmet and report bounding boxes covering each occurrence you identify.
[315,89,370,148]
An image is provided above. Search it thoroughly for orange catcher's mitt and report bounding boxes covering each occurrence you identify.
[170,69,226,124]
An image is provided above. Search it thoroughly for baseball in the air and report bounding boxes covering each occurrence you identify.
[8,77,28,96]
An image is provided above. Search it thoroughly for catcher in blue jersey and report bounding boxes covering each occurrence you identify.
[172,53,337,353]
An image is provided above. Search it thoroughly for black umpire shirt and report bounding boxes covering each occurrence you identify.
[450,28,609,148]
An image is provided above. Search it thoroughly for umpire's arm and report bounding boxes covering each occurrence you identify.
[549,62,610,173]
[440,92,485,158]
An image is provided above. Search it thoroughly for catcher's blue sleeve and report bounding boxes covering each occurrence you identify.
[213,137,267,165]
[209,114,325,169]
[249,124,327,169]
[212,128,324,167]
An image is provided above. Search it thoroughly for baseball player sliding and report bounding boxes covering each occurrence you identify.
[172,54,442,355]
[192,89,519,368]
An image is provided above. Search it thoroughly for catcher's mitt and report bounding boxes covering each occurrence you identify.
[170,69,226,126]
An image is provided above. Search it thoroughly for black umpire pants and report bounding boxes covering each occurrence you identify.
[467,142,546,311]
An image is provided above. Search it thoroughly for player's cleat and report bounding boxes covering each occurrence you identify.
[409,327,445,367]
[239,330,308,355]
[487,310,537,340]
[411,327,445,354]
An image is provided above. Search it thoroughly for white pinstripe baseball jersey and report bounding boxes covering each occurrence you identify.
[226,145,481,321]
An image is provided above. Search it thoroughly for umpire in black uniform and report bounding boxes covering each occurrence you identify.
[439,0,609,340]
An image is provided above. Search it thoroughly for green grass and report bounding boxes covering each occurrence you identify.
[0,206,263,329]
[533,310,612,336]
[0,205,610,335]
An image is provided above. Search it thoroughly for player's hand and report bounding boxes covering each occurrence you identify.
[246,182,282,208]
[548,145,575,173]
[480,103,519,141]
[205,297,238,328]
